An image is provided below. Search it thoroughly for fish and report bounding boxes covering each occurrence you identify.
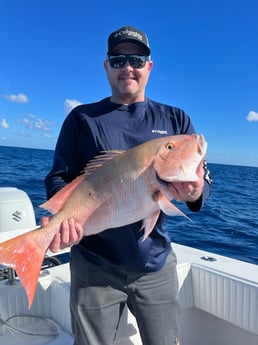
[0,134,207,308]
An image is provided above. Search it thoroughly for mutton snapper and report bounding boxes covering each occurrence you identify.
[0,134,207,308]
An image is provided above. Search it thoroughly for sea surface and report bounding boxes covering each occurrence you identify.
[0,145,257,265]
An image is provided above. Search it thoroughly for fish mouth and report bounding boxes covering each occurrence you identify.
[156,172,200,184]
[156,173,170,187]
[197,134,207,156]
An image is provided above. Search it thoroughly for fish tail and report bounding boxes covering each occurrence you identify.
[0,229,49,309]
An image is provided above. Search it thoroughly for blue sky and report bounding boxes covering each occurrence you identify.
[0,0,257,167]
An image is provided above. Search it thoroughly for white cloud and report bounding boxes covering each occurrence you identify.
[246,110,258,122]
[20,114,52,132]
[5,93,29,103]
[43,133,51,138]
[19,130,32,138]
[0,118,10,129]
[64,98,82,114]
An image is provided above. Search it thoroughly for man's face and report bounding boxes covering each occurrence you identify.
[104,42,153,104]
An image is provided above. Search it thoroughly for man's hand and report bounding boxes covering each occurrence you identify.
[41,217,84,253]
[168,159,205,203]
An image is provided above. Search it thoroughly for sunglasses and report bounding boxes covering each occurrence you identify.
[108,54,149,69]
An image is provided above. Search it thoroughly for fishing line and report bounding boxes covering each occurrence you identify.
[0,314,58,338]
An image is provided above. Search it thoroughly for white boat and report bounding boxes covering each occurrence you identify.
[0,187,257,345]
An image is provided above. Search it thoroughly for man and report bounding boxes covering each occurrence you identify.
[44,26,212,345]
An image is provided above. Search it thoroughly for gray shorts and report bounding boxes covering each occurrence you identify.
[70,249,180,345]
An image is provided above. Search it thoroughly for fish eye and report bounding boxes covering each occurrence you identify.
[165,143,174,150]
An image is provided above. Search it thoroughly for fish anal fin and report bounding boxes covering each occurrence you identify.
[141,210,160,241]
[0,232,47,309]
[40,174,85,214]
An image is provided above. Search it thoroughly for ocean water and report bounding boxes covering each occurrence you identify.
[0,145,257,265]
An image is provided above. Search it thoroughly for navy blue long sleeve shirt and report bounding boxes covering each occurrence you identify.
[45,97,211,272]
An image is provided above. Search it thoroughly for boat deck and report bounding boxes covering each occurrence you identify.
[0,242,258,345]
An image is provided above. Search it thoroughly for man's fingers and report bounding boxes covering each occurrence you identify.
[41,216,50,227]
[42,216,84,252]
[48,233,61,253]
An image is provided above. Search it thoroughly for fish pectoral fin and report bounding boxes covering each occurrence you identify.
[0,231,47,309]
[153,191,191,221]
[141,210,161,241]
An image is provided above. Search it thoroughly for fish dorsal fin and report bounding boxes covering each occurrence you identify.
[40,150,125,214]
[40,174,85,214]
[83,150,125,177]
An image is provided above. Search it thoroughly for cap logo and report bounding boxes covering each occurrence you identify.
[114,29,143,41]
[107,26,151,55]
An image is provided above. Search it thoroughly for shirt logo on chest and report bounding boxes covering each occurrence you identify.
[151,129,168,135]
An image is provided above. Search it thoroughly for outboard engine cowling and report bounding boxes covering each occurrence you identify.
[0,187,36,233]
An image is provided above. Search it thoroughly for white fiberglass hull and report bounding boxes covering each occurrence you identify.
[0,234,257,345]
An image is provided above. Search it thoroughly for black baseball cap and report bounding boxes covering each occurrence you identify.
[107,26,151,56]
